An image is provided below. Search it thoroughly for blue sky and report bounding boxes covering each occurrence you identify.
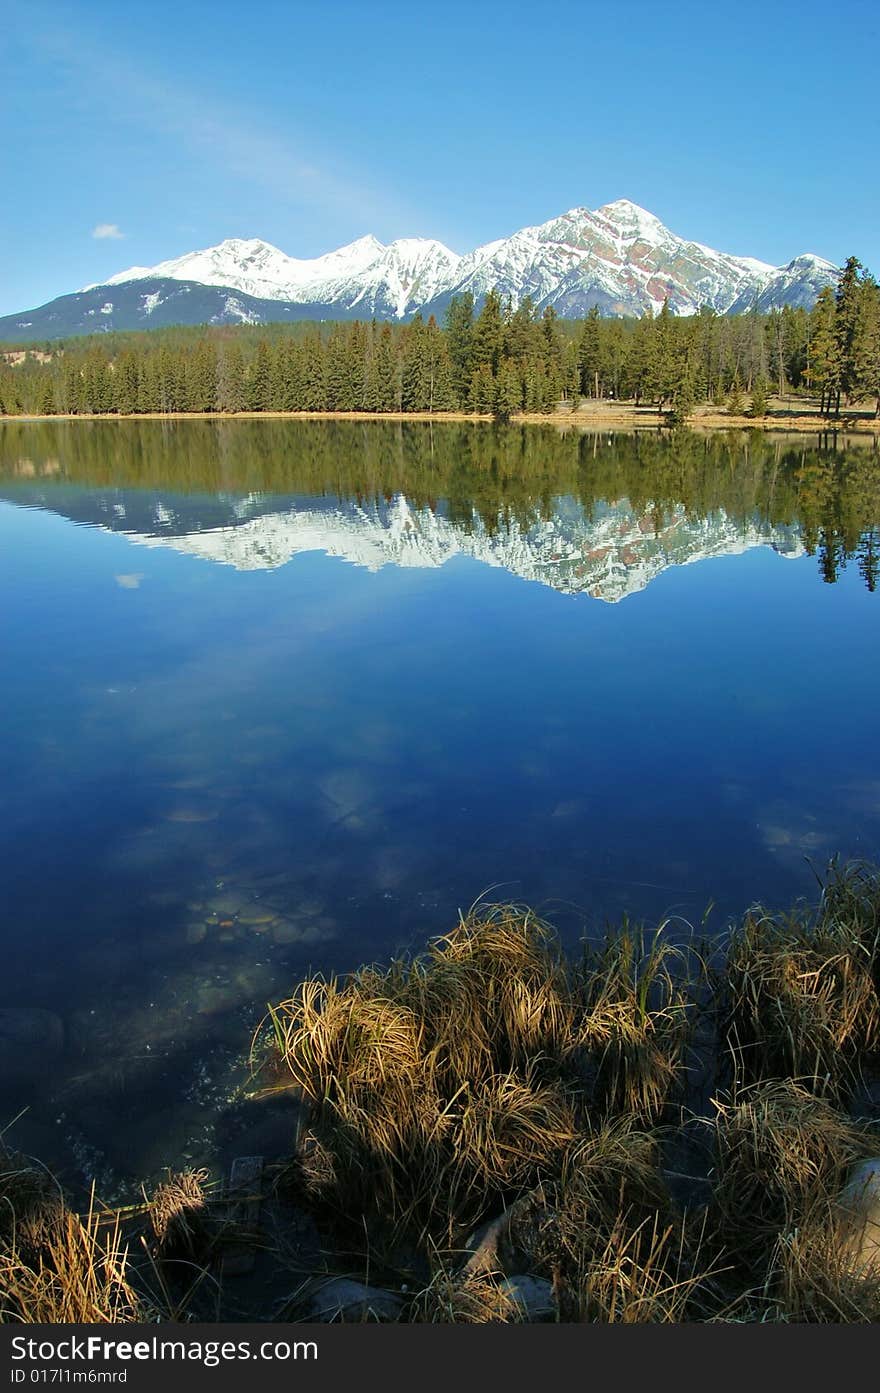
[2,0,878,315]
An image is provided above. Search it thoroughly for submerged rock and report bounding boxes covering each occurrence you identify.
[271,919,303,944]
[185,922,208,945]
[238,910,276,927]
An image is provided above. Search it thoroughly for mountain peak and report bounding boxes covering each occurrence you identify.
[596,199,666,236]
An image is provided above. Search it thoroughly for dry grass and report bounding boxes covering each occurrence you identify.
[8,865,880,1323]
[708,1081,873,1277]
[147,1167,212,1257]
[258,906,690,1238]
[506,1120,711,1321]
[0,1189,147,1324]
[719,904,880,1095]
[411,1266,527,1323]
[575,924,693,1120]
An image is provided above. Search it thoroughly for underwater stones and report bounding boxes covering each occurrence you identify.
[0,1007,64,1078]
[210,892,249,917]
[185,922,208,945]
[238,909,276,927]
[195,985,238,1017]
[298,897,325,918]
[299,921,334,945]
[270,920,302,945]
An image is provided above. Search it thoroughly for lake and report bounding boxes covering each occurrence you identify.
[1,418,878,1194]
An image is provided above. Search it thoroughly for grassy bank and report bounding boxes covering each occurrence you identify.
[4,861,880,1323]
[3,395,879,434]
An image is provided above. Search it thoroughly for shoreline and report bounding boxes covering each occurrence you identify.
[1,406,878,435]
[6,866,880,1323]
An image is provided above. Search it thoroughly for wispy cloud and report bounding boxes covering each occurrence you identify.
[92,223,124,240]
[14,6,415,238]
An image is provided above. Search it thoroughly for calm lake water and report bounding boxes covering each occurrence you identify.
[1,418,878,1194]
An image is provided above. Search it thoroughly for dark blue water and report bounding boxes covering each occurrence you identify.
[1,419,878,1193]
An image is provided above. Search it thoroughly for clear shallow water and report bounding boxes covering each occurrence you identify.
[1,419,878,1193]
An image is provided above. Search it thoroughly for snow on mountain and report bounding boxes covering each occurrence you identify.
[431,200,783,318]
[1,199,830,342]
[727,252,839,314]
[92,234,461,319]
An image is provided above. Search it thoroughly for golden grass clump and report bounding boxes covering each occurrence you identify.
[709,1080,873,1274]
[818,858,880,952]
[0,1190,147,1325]
[148,1166,211,1258]
[259,906,691,1237]
[719,906,880,1095]
[262,907,588,1233]
[575,924,693,1120]
[0,1149,62,1256]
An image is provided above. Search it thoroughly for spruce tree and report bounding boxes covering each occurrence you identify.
[444,293,474,407]
[834,256,863,410]
[471,290,505,375]
[496,360,523,418]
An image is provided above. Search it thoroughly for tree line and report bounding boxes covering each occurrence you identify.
[1,261,878,420]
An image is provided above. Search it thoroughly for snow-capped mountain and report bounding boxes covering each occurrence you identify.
[727,253,839,314]
[420,200,786,319]
[0,481,804,603]
[0,200,838,340]
[96,234,462,318]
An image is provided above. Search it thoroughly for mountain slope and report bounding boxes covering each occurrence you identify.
[0,278,359,341]
[0,201,839,341]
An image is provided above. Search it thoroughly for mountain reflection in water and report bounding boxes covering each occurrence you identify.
[0,419,878,1195]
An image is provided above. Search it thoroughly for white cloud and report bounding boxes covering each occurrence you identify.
[92,223,124,240]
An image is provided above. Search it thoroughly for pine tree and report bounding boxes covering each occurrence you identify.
[496,360,523,419]
[834,256,863,410]
[471,290,505,374]
[748,380,768,418]
[628,309,655,406]
[113,350,140,414]
[577,306,602,397]
[444,293,474,407]
[854,275,880,417]
[468,363,496,414]
[216,344,246,413]
[808,287,840,415]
